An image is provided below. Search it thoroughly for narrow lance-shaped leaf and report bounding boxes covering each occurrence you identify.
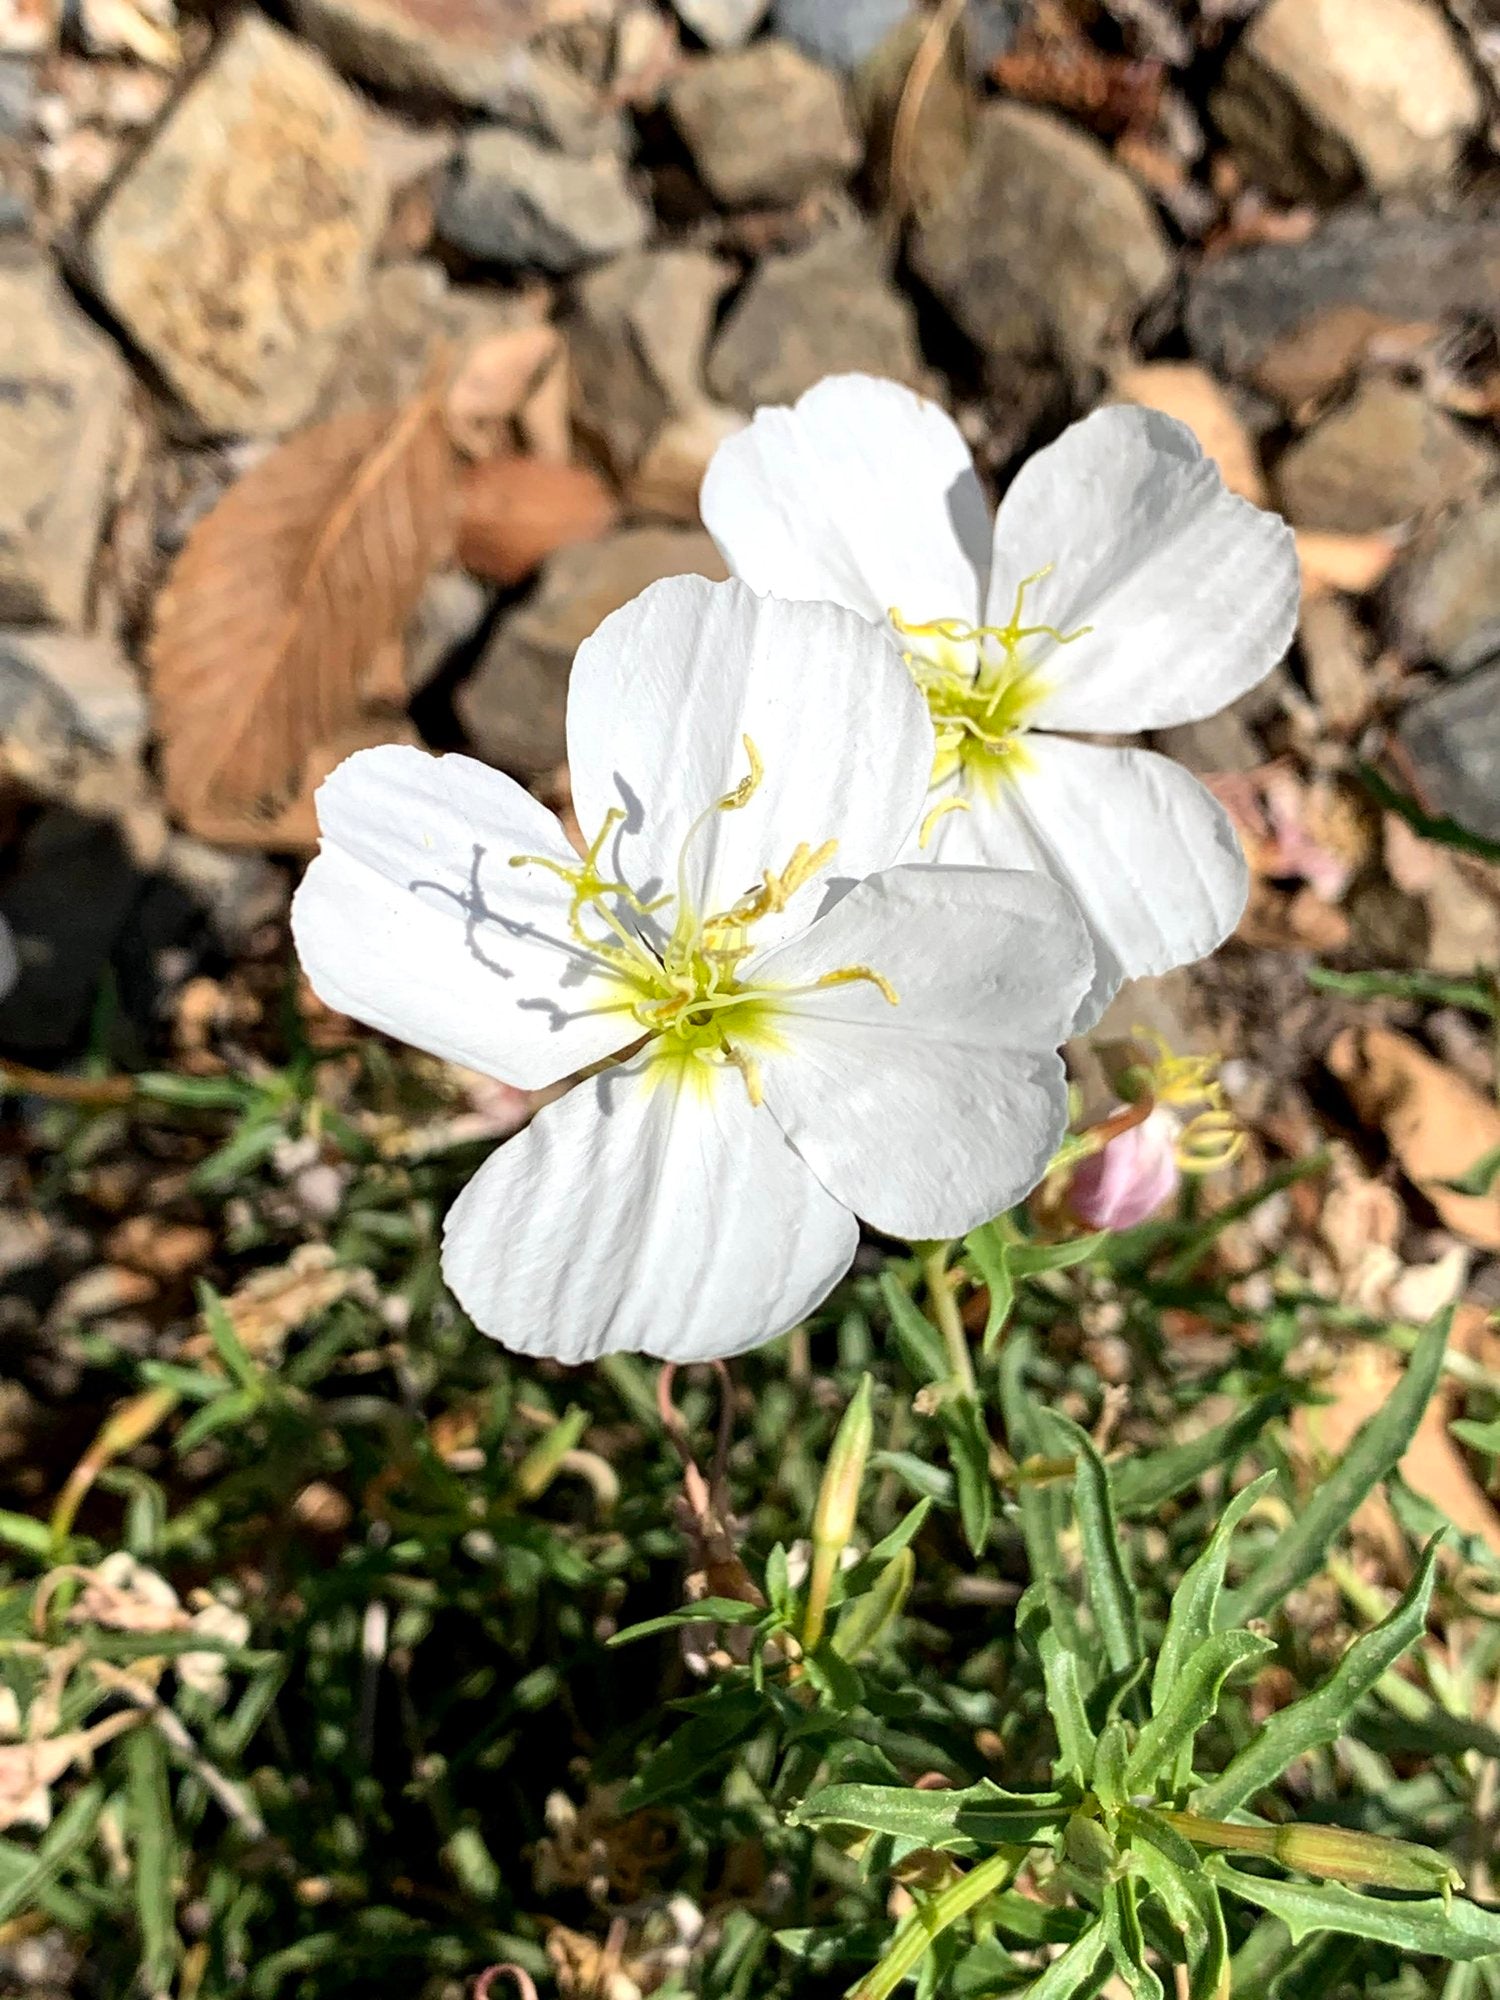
[1126,1630,1275,1796]
[1208,1862,1500,1962]
[998,1334,1080,1654]
[1039,1629,1097,1788]
[1122,1809,1229,2000]
[1037,1409,1143,1676]
[790,1779,1071,1853]
[1195,1536,1443,1817]
[1101,1874,1164,2000]
[1150,1473,1274,1728]
[1021,1924,1111,2000]
[1225,1310,1449,1625]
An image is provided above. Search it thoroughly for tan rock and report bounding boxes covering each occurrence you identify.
[1275,379,1496,533]
[1213,0,1482,202]
[85,15,384,434]
[1111,362,1266,505]
[458,527,728,776]
[627,405,747,522]
[0,259,128,626]
[666,38,861,206]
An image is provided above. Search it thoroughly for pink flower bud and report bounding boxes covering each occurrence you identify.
[1068,1108,1180,1229]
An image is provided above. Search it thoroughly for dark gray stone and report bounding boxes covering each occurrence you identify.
[1398,663,1500,841]
[439,127,649,272]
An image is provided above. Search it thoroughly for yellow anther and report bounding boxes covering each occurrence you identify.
[812,965,899,1007]
[717,734,764,813]
[719,1044,765,1107]
[1177,1109,1244,1174]
[918,795,971,848]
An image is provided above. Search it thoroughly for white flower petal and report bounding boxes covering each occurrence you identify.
[441,1051,858,1362]
[984,406,1299,733]
[566,575,932,943]
[699,373,990,627]
[747,864,1090,1238]
[292,744,639,1090]
[926,736,1248,1025]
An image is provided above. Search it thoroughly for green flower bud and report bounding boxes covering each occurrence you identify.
[802,1375,874,1654]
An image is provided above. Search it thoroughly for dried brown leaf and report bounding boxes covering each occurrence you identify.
[457,455,619,586]
[1296,527,1404,601]
[151,395,455,844]
[1328,1025,1500,1250]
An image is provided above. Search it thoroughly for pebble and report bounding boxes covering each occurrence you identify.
[671,0,770,50]
[910,101,1172,384]
[1212,0,1481,203]
[666,39,861,208]
[1186,211,1500,408]
[1385,498,1500,675]
[84,15,383,435]
[406,570,491,695]
[627,403,748,522]
[1298,594,1374,736]
[1274,379,1496,533]
[439,126,649,272]
[458,528,728,777]
[770,0,912,72]
[1398,663,1500,841]
[0,628,147,789]
[706,223,923,409]
[568,246,734,473]
[0,257,128,627]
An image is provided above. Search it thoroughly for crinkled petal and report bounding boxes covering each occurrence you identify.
[699,373,989,627]
[983,406,1299,733]
[567,575,932,944]
[746,864,1091,1238]
[292,744,639,1090]
[441,1050,858,1362]
[925,736,1248,1027]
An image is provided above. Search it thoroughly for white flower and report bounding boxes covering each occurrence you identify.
[292,576,1093,1364]
[699,374,1300,1025]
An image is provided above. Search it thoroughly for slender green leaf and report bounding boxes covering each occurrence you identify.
[1209,1862,1500,1961]
[1039,1631,1097,1788]
[1306,965,1500,1018]
[1020,1924,1110,1999]
[1226,1312,1449,1624]
[1038,1411,1142,1675]
[128,1724,179,1991]
[963,1222,1017,1354]
[942,1396,994,1555]
[881,1272,949,1383]
[0,1780,106,1927]
[1127,1631,1274,1795]
[607,1599,765,1646]
[1441,1141,1500,1197]
[1113,1397,1290,1517]
[1151,1475,1275,1720]
[623,1683,767,1808]
[844,1496,933,1592]
[1123,1809,1229,2000]
[1356,762,1500,868]
[790,1779,1071,1852]
[1197,1536,1443,1816]
[1101,1874,1164,2000]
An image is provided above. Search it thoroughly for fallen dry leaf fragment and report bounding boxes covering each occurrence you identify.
[1112,361,1266,504]
[446,324,562,461]
[151,394,455,845]
[457,455,619,586]
[1296,528,1404,602]
[1327,1026,1500,1250]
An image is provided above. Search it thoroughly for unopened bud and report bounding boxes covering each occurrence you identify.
[832,1546,914,1662]
[1271,1822,1460,1894]
[802,1375,874,1654]
[1068,1108,1179,1230]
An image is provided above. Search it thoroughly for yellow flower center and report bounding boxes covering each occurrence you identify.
[1124,1031,1245,1173]
[889,565,1090,831]
[511,739,897,1104]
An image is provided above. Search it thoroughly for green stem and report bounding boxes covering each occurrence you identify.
[921,1242,975,1398]
[852,1846,1021,2000]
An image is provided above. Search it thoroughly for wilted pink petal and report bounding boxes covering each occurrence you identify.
[1068,1109,1180,1229]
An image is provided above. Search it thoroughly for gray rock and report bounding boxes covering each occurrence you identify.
[439,127,649,272]
[671,0,770,51]
[1385,499,1500,674]
[0,629,147,776]
[1211,0,1480,204]
[707,225,923,409]
[1274,379,1497,533]
[156,836,289,952]
[84,15,383,436]
[0,259,128,627]
[1398,662,1500,841]
[291,0,617,142]
[0,57,35,137]
[666,39,862,207]
[910,101,1172,384]
[316,261,547,419]
[771,0,913,72]
[1186,211,1500,407]
[406,569,491,694]
[569,247,734,473]
[459,528,728,776]
[0,809,141,1057]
